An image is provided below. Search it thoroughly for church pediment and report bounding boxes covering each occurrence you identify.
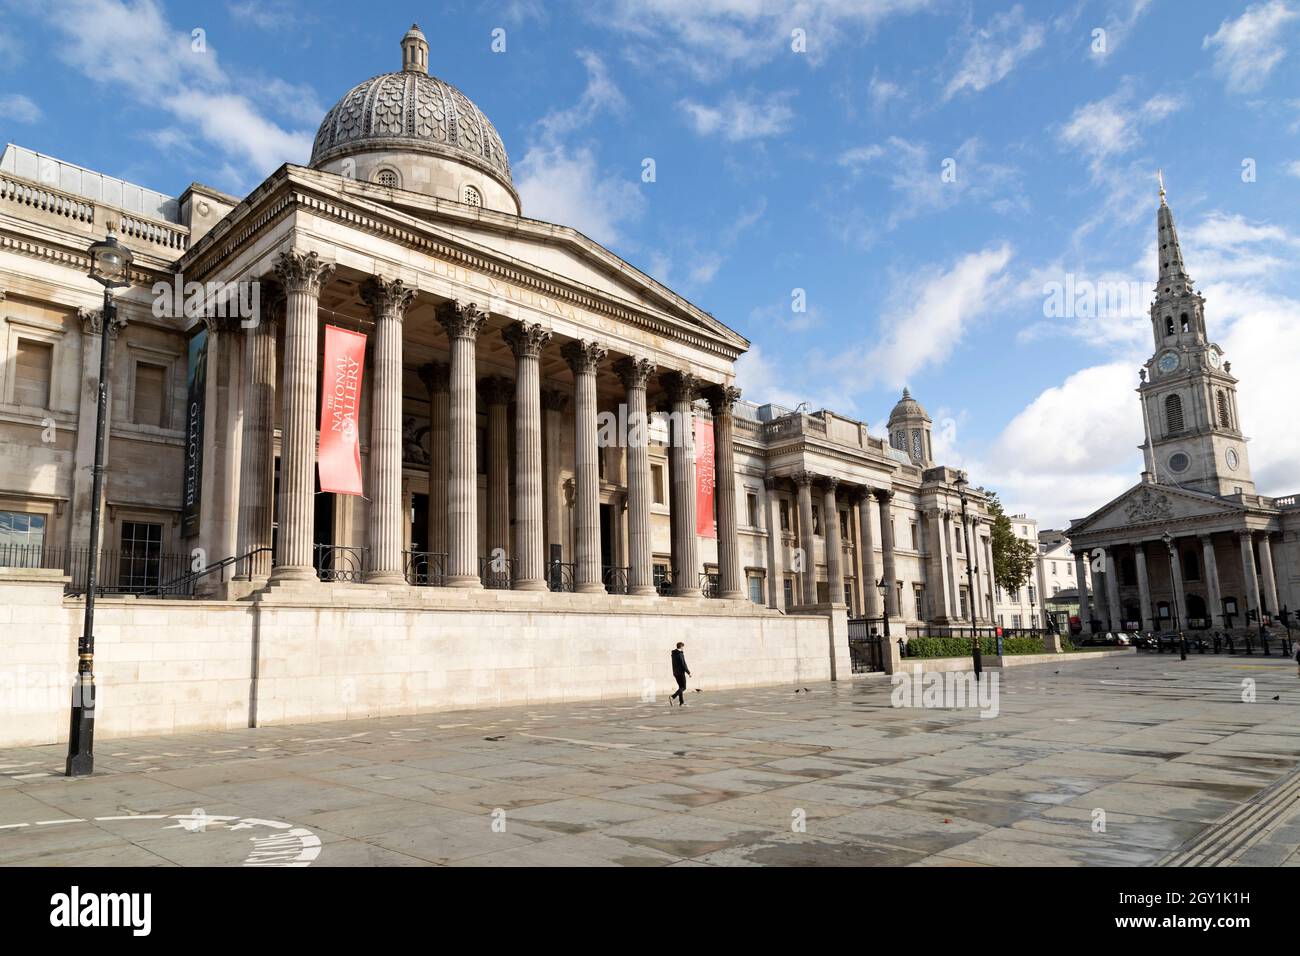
[1069,482,1245,538]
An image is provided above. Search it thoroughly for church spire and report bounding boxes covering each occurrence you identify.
[1155,171,1191,297]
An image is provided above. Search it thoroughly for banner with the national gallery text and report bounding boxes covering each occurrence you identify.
[694,418,716,538]
[179,327,208,538]
[318,325,366,496]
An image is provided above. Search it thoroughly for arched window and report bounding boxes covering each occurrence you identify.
[462,184,482,207]
[1180,312,1190,333]
[1165,316,1175,336]
[1216,390,1231,428]
[1164,394,1184,435]
[375,168,399,188]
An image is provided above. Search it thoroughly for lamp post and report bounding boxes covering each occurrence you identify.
[66,230,133,777]
[1161,531,1185,661]
[876,576,891,639]
[954,473,979,639]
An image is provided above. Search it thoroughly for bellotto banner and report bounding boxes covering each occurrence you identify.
[319,325,366,496]
[694,418,716,538]
[179,327,208,538]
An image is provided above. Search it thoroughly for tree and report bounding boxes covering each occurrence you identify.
[983,490,1037,594]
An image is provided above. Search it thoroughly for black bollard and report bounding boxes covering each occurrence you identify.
[1179,633,1187,661]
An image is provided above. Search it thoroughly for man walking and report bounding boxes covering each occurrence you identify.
[669,642,690,706]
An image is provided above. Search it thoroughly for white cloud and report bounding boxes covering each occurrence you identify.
[537,51,627,143]
[0,92,40,122]
[680,92,796,141]
[861,244,1015,387]
[1059,89,1184,168]
[515,145,645,246]
[1203,1,1300,93]
[1091,0,1154,61]
[1287,160,1300,178]
[943,5,1046,100]
[867,69,902,109]
[49,0,313,186]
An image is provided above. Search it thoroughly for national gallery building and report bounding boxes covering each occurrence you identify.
[0,27,1003,745]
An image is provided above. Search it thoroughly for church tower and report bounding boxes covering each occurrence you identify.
[1137,174,1253,496]
[888,388,933,468]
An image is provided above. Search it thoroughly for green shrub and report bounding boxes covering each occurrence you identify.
[904,634,1044,658]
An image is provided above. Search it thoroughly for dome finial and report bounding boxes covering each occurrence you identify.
[901,386,911,400]
[401,23,429,74]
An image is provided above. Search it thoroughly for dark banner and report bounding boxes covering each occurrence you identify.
[180,327,208,538]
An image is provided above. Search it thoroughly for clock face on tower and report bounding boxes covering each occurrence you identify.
[1158,351,1180,374]
[1207,350,1221,369]
[1227,448,1239,471]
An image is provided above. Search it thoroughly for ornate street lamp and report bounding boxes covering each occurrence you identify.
[66,230,133,777]
[876,576,891,639]
[954,473,979,638]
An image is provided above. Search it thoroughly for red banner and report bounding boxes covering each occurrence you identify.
[695,418,716,538]
[319,325,366,496]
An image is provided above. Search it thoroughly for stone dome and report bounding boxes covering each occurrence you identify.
[309,24,519,213]
[888,387,930,426]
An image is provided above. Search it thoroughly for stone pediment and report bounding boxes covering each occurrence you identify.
[1068,482,1244,538]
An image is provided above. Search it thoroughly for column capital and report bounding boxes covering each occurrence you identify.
[561,338,607,375]
[763,475,781,492]
[873,487,895,504]
[435,300,488,340]
[273,249,335,296]
[540,388,570,413]
[78,307,127,338]
[851,484,874,504]
[793,470,816,488]
[479,375,514,406]
[821,476,840,496]
[659,369,702,404]
[418,361,449,394]
[250,280,285,335]
[704,384,743,417]
[503,320,552,359]
[361,276,417,322]
[202,313,244,335]
[614,355,657,389]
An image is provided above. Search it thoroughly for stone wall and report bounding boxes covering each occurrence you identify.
[0,573,836,748]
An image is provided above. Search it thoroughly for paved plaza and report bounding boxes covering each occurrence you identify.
[2,653,1299,867]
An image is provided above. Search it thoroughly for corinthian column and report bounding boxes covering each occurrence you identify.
[270,250,334,581]
[765,477,785,609]
[661,371,701,597]
[1258,533,1280,615]
[504,322,551,591]
[481,375,513,564]
[360,276,415,584]
[418,361,449,562]
[856,487,881,616]
[235,284,282,580]
[436,300,487,588]
[795,472,817,606]
[563,339,608,594]
[615,356,657,596]
[822,478,845,605]
[876,488,899,617]
[707,384,744,600]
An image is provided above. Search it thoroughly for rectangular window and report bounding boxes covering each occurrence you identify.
[1012,614,1022,628]
[118,522,163,593]
[133,362,166,427]
[839,511,849,539]
[746,492,759,528]
[812,504,820,535]
[748,575,763,604]
[14,339,53,408]
[653,562,669,593]
[0,510,47,565]
[955,526,963,553]
[651,464,666,505]
[910,523,919,550]
[914,586,925,621]
[783,577,794,608]
[779,499,790,531]
[959,587,969,619]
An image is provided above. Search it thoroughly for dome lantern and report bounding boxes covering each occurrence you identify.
[401,23,429,74]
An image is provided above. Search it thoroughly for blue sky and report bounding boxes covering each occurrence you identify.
[2,0,1298,527]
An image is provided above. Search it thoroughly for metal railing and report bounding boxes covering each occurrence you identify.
[602,565,629,595]
[700,572,719,598]
[403,550,447,587]
[479,556,514,590]
[314,544,368,583]
[654,568,674,596]
[548,560,575,593]
[0,543,274,597]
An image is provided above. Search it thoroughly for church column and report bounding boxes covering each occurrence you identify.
[1074,550,1092,630]
[615,357,657,597]
[360,277,415,585]
[436,300,487,588]
[1199,535,1222,628]
[235,287,282,581]
[856,487,881,617]
[541,389,568,570]
[563,340,607,594]
[822,479,845,605]
[1134,542,1155,632]
[708,385,744,600]
[1239,531,1261,621]
[482,376,512,563]
[1169,542,1189,628]
[271,250,334,582]
[764,477,784,610]
[418,362,449,564]
[1103,548,1123,631]
[876,489,899,617]
[795,472,817,605]
[1257,532,1280,616]
[504,323,551,591]
[662,371,701,598]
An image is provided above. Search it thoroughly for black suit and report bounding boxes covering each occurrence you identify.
[670,649,690,702]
